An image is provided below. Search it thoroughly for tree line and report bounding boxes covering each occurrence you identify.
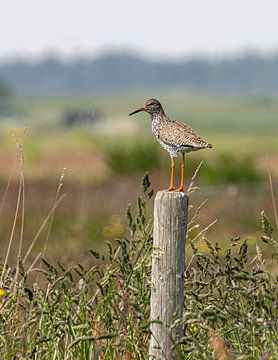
[1,52,278,95]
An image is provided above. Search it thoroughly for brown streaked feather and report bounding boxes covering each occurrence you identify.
[156,117,211,149]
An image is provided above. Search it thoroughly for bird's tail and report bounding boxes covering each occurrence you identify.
[207,143,213,148]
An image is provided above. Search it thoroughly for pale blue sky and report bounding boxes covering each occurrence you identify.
[1,0,278,60]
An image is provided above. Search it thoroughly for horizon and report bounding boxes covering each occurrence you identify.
[1,47,278,65]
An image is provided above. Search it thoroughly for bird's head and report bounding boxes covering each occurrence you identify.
[129,99,165,117]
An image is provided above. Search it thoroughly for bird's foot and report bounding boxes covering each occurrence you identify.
[173,186,185,193]
[163,185,175,192]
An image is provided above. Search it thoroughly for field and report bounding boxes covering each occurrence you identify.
[1,92,277,260]
[0,92,278,358]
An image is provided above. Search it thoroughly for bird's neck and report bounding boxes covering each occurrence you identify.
[151,109,165,121]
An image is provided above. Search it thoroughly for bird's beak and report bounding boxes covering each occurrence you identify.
[129,107,146,116]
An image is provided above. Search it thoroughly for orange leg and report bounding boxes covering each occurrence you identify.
[174,153,185,193]
[164,156,175,192]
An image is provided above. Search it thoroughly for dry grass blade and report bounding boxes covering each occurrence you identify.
[191,219,218,243]
[26,252,42,274]
[188,199,208,227]
[1,134,26,286]
[67,333,117,350]
[0,176,22,284]
[187,160,203,195]
[15,144,25,285]
[0,157,16,217]
[42,167,66,259]
[23,193,66,264]
[267,165,278,233]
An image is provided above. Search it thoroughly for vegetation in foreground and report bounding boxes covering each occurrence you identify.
[0,173,277,359]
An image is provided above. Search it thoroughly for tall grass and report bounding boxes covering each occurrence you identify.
[0,168,277,359]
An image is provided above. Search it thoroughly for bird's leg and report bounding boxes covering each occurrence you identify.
[174,153,185,193]
[164,156,175,192]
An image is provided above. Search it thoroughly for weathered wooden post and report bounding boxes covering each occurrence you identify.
[149,191,188,359]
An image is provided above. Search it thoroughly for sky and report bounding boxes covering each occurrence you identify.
[1,0,278,60]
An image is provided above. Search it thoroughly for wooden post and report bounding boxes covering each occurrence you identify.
[149,191,188,360]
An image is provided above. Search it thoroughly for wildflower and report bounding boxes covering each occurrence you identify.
[0,288,5,296]
[189,323,197,333]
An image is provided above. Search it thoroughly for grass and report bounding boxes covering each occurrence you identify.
[0,171,278,359]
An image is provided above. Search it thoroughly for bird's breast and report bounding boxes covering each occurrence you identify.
[151,118,161,139]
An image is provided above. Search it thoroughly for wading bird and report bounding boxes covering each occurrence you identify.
[129,99,212,192]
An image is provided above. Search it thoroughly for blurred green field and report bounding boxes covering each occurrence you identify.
[0,92,277,263]
[3,91,278,159]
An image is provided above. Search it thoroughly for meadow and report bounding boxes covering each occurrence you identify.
[0,91,277,260]
[0,92,277,358]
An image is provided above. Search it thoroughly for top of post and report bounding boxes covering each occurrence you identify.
[155,191,188,201]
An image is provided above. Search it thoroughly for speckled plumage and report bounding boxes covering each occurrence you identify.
[129,98,212,192]
[152,113,212,156]
[133,99,212,156]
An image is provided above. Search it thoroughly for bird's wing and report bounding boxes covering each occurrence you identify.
[158,118,210,148]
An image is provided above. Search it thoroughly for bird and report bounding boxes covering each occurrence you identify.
[129,99,212,193]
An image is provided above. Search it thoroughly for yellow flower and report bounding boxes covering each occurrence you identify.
[189,323,198,333]
[0,288,5,296]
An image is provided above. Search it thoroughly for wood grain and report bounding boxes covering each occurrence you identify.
[149,191,188,359]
